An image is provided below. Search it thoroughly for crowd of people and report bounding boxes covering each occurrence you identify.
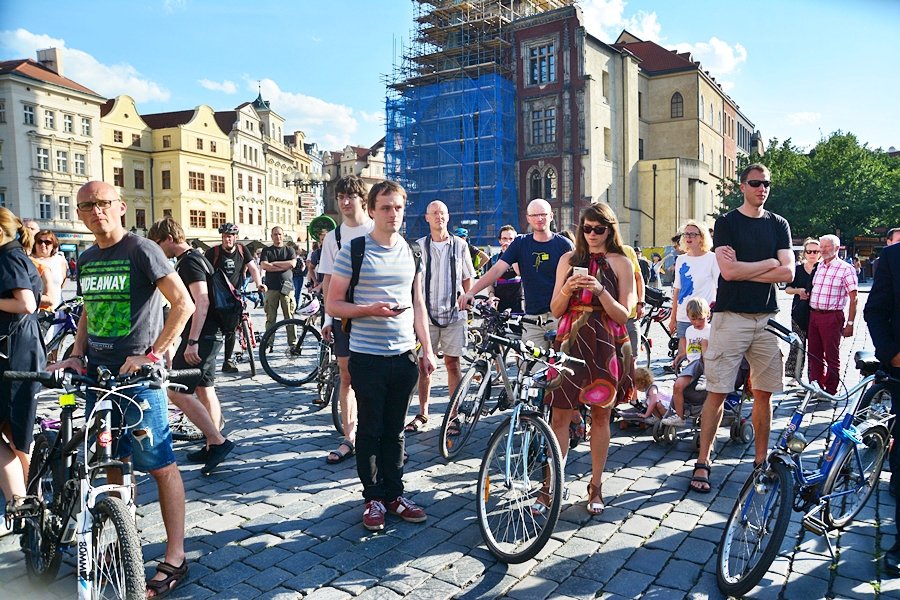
[1,165,899,594]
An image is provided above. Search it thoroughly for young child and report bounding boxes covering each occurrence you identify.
[662,297,711,426]
[634,367,672,424]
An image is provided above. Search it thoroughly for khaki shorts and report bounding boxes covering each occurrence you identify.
[705,311,784,394]
[425,318,467,357]
[522,312,556,351]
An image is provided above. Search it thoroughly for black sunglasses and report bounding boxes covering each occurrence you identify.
[582,225,608,235]
[35,239,54,245]
[746,179,771,188]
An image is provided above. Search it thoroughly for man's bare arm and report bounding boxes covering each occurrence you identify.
[745,248,795,283]
[716,246,781,282]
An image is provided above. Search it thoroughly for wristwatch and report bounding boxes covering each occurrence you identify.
[846,320,854,326]
[187,339,199,346]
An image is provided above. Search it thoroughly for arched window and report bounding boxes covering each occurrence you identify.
[530,169,542,200]
[670,92,684,118]
[543,168,557,201]
[700,95,704,119]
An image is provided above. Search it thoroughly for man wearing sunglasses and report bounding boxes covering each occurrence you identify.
[689,163,794,494]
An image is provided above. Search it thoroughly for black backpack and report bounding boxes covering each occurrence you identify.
[177,251,243,335]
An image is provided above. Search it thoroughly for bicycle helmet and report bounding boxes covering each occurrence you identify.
[218,223,239,235]
[296,295,320,318]
[453,227,468,238]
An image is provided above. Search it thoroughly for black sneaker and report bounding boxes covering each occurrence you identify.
[222,361,238,373]
[186,446,209,463]
[201,439,235,475]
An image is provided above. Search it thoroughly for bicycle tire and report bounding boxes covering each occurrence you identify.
[241,320,257,377]
[47,328,75,364]
[717,460,793,597]
[169,410,204,442]
[476,412,563,563]
[259,319,322,386]
[854,383,892,424]
[23,431,65,582]
[440,360,490,460]
[91,496,146,600]
[822,424,889,529]
[329,372,343,435]
[638,333,652,369]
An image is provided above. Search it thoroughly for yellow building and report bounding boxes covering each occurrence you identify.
[99,96,153,232]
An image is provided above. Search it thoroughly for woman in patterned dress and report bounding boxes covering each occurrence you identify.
[543,203,635,516]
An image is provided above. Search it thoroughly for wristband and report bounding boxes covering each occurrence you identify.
[70,355,87,367]
[146,347,163,363]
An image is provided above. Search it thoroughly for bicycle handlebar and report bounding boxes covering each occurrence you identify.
[2,367,202,390]
[485,333,587,368]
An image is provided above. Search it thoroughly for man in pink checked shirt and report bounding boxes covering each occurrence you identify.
[807,234,858,394]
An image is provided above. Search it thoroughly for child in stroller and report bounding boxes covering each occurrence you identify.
[633,367,672,425]
[662,298,710,426]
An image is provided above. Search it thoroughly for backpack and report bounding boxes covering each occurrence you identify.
[342,236,422,334]
[177,251,243,335]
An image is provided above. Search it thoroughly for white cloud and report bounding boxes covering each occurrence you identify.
[199,78,237,94]
[785,112,822,125]
[359,110,383,124]
[580,0,662,42]
[0,28,170,102]
[163,0,187,14]
[672,37,747,76]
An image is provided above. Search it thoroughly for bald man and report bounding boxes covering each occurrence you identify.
[459,198,573,349]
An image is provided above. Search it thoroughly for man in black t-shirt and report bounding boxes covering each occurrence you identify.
[689,164,794,494]
[205,223,265,373]
[260,226,297,342]
[149,218,235,476]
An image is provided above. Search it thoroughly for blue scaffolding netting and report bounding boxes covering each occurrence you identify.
[386,73,518,248]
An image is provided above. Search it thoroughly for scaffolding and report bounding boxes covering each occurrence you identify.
[386,0,573,246]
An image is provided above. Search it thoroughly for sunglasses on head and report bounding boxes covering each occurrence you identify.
[582,225,608,235]
[746,179,771,188]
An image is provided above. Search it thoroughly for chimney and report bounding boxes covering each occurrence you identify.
[36,48,64,77]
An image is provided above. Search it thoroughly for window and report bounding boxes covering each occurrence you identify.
[196,138,203,150]
[44,110,55,129]
[238,206,244,224]
[162,135,171,148]
[0,192,5,207]
[113,130,123,143]
[210,174,225,193]
[237,173,243,190]
[544,168,557,201]
[544,108,556,144]
[188,171,205,191]
[0,102,5,123]
[248,208,253,225]
[700,95,704,120]
[63,114,73,132]
[132,133,141,147]
[74,153,86,175]
[210,141,217,153]
[82,117,91,136]
[639,138,644,160]
[603,128,611,160]
[36,148,49,170]
[163,208,172,218]
[211,211,226,230]
[671,92,684,118]
[189,209,207,228]
[39,194,52,219]
[135,208,146,229]
[528,43,556,85]
[113,167,124,187]
[700,143,705,162]
[529,170,541,200]
[24,105,35,125]
[257,178,262,194]
[58,196,70,220]
[56,151,68,173]
[602,71,610,100]
[247,176,253,193]
[161,170,171,190]
[134,169,145,189]
[257,209,262,226]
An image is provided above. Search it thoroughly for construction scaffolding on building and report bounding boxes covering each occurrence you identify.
[385,0,573,246]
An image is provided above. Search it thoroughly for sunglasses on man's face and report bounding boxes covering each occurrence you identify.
[746,179,771,188]
[582,225,608,235]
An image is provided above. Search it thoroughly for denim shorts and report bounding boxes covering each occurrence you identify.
[85,383,176,472]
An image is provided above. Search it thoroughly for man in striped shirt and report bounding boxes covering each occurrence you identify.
[808,234,858,394]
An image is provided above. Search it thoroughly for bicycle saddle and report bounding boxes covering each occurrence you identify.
[853,351,880,376]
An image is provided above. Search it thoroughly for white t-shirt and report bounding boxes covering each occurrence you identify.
[684,323,710,364]
[317,221,375,277]
[674,252,720,322]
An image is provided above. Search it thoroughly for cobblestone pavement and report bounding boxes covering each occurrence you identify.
[2,288,898,599]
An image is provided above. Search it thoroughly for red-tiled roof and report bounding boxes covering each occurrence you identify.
[612,39,698,74]
[100,98,115,117]
[140,109,197,129]
[214,111,237,134]
[0,58,101,97]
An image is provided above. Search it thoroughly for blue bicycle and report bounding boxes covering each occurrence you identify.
[716,319,894,597]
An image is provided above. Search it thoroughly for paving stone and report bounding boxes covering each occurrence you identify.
[506,575,558,600]
[624,547,670,577]
[199,562,259,592]
[657,558,702,591]
[602,567,654,597]
[551,575,604,600]
[675,536,716,565]
[199,543,254,570]
[283,564,340,594]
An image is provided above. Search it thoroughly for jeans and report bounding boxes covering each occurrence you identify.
[293,274,306,306]
[349,350,419,501]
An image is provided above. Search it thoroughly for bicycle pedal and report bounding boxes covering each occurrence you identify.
[802,515,828,536]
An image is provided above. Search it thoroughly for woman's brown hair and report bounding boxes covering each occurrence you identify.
[570,202,625,267]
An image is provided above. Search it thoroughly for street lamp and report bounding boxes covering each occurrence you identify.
[283,170,331,193]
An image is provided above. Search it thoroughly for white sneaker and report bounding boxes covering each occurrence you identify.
[643,415,660,425]
[661,415,685,427]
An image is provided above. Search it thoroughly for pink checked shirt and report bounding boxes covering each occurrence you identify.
[810,258,858,311]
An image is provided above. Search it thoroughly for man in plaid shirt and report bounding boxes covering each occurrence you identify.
[808,234,858,394]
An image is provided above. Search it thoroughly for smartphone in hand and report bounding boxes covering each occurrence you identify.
[572,267,589,277]
[390,305,411,313]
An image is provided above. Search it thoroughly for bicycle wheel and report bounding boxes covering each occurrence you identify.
[23,431,65,582]
[717,460,793,597]
[91,496,145,600]
[854,383,892,424]
[476,412,563,563]
[259,319,321,386]
[638,334,652,368]
[46,328,75,364]
[241,320,257,377]
[822,424,889,529]
[169,409,204,442]
[330,372,343,435]
[440,360,490,460]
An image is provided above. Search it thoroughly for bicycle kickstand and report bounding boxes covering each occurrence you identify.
[801,505,836,561]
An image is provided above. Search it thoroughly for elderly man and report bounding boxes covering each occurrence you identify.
[807,234,858,395]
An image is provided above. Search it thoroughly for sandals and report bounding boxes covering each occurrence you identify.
[146,560,189,599]
[404,414,428,433]
[586,482,605,516]
[689,462,712,494]
[446,418,461,437]
[326,440,355,465]
[531,489,552,516]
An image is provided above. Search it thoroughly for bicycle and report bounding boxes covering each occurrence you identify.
[41,297,83,363]
[475,333,585,563]
[310,334,342,433]
[2,365,199,600]
[258,294,324,386]
[232,290,260,377]
[638,287,676,369]
[716,318,894,597]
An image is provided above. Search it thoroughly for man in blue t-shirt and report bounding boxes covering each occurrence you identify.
[459,198,573,349]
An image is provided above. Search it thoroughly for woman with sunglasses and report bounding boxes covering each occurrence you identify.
[784,237,820,376]
[542,203,635,516]
[30,230,66,312]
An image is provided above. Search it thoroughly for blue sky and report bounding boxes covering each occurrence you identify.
[2,0,897,153]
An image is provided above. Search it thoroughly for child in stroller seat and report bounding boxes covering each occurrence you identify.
[633,367,672,425]
[662,297,710,426]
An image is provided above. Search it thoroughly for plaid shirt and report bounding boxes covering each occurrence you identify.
[810,257,858,311]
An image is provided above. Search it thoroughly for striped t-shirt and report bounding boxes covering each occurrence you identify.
[332,234,420,355]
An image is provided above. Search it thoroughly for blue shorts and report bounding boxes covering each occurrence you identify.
[85,384,176,472]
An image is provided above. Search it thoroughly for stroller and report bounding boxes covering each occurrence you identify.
[651,358,754,449]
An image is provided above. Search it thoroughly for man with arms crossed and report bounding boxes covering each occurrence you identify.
[326,180,437,531]
[317,175,373,464]
[459,198,572,349]
[261,226,298,338]
[52,181,194,597]
[690,164,794,493]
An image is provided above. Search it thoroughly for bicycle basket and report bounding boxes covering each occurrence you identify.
[645,287,667,308]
